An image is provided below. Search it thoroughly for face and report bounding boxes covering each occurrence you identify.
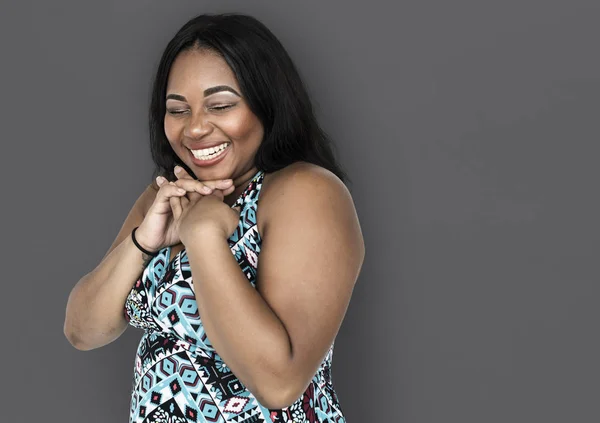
[164,48,264,182]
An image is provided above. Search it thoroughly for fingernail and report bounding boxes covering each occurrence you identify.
[174,166,182,173]
[156,176,165,185]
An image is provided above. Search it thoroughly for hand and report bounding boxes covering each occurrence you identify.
[169,166,242,244]
[135,168,235,252]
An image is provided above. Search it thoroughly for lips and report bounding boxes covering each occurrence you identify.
[188,142,230,167]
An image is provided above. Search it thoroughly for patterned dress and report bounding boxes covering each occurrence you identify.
[124,169,346,423]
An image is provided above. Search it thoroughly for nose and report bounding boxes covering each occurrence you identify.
[184,110,214,139]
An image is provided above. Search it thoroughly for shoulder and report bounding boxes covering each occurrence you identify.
[260,161,356,235]
[261,161,349,209]
[263,161,348,197]
[139,180,160,217]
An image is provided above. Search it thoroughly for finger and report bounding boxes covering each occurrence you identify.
[213,179,234,189]
[167,180,188,194]
[170,181,195,208]
[157,177,187,198]
[175,172,233,189]
[180,193,190,208]
[173,178,214,195]
[174,165,194,180]
[199,179,234,191]
[173,165,203,200]
[170,192,182,220]
[174,166,233,188]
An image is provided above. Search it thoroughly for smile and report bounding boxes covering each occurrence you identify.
[188,143,231,167]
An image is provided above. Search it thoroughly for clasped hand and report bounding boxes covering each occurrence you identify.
[168,165,241,245]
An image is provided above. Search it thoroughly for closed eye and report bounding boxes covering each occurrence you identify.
[210,104,234,111]
[166,104,234,115]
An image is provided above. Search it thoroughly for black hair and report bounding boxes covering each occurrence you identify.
[149,12,350,187]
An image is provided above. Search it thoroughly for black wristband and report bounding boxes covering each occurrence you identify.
[131,226,159,257]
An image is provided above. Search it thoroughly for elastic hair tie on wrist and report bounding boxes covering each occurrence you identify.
[131,226,159,257]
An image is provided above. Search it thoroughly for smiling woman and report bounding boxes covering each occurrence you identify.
[63,12,364,423]
[162,48,264,178]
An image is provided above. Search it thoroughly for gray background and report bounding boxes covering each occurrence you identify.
[0,0,598,422]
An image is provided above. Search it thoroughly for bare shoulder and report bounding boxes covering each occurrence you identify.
[141,180,160,217]
[259,161,359,237]
[263,161,350,199]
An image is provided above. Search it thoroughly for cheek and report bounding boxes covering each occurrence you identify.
[163,116,181,141]
[224,112,260,139]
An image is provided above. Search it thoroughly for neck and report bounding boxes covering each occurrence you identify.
[224,166,259,207]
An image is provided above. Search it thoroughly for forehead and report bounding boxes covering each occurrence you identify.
[166,48,239,93]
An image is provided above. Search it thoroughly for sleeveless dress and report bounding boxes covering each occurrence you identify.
[123,169,346,423]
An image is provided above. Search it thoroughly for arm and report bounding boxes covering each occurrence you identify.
[184,165,365,408]
[64,184,158,351]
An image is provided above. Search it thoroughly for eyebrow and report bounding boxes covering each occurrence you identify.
[166,85,241,101]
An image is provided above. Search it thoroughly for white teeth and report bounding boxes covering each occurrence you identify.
[191,142,229,160]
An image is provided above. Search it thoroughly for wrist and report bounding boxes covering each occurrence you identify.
[182,225,226,249]
[132,227,159,255]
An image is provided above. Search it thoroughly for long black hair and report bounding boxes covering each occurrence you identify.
[149,12,350,187]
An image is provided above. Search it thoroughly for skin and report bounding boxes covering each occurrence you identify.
[161,47,365,409]
[164,47,264,207]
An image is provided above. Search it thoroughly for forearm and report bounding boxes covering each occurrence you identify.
[185,229,295,407]
[64,234,154,350]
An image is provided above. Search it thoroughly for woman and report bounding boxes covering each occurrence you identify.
[64,12,364,423]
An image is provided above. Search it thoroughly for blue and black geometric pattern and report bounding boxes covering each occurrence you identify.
[124,169,346,422]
